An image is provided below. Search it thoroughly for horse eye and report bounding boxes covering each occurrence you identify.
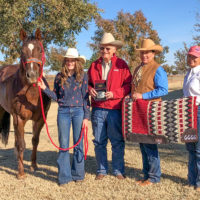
[21,49,26,54]
[36,46,42,53]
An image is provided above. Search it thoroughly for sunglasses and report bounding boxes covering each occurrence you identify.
[100,47,111,51]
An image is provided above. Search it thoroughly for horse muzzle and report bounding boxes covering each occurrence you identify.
[26,71,39,84]
[22,56,43,84]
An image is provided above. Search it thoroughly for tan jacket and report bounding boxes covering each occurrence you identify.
[131,60,161,101]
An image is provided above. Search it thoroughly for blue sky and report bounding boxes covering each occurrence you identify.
[76,0,200,66]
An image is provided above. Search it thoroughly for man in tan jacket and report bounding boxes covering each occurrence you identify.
[131,38,168,186]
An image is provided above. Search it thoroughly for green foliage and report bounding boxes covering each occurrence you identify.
[47,47,98,72]
[162,64,177,75]
[174,43,189,74]
[0,0,100,64]
[89,10,169,72]
[193,13,200,45]
[46,47,65,72]
[174,10,200,74]
[84,52,98,69]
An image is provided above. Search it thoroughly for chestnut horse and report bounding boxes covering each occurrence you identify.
[0,29,51,178]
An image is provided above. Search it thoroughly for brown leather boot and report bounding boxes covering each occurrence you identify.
[116,174,125,179]
[95,174,106,180]
[138,179,153,186]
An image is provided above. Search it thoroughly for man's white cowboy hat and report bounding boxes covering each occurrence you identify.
[64,48,86,64]
[136,39,163,54]
[100,32,123,48]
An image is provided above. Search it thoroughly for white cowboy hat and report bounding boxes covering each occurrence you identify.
[64,48,86,64]
[136,39,163,54]
[79,55,86,64]
[100,32,123,48]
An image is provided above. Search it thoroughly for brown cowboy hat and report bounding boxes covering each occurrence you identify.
[100,32,123,48]
[136,39,163,54]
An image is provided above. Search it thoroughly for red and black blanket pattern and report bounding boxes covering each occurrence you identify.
[122,96,198,144]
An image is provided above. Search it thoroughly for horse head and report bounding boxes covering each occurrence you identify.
[20,29,45,84]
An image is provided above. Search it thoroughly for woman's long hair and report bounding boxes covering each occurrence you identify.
[60,58,84,87]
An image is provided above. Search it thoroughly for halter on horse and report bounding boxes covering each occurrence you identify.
[0,29,51,179]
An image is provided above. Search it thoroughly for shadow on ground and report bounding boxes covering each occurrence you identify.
[0,142,188,185]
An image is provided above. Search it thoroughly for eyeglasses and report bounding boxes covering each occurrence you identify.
[100,47,111,51]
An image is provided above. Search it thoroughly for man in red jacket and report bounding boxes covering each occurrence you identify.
[88,32,132,180]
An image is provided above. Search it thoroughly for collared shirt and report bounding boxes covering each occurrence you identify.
[102,60,112,80]
[183,65,200,105]
[142,66,168,99]
[88,55,132,110]
[43,72,90,119]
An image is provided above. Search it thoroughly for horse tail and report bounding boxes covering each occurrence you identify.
[0,106,10,145]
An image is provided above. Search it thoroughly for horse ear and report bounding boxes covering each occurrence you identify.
[35,28,42,40]
[20,29,27,41]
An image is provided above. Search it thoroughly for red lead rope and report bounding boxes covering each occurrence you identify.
[31,41,88,159]
[38,84,88,160]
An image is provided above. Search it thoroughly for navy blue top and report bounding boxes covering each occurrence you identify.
[44,72,90,119]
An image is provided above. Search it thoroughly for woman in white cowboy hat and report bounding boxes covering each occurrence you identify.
[131,38,168,186]
[38,47,90,186]
[88,32,132,180]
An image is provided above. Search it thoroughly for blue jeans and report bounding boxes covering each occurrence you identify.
[139,143,161,183]
[91,107,125,176]
[57,106,84,185]
[185,106,200,188]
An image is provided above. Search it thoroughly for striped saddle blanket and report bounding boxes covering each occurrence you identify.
[122,96,198,144]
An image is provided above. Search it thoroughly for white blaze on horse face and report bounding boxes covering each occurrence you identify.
[30,63,33,71]
[28,43,34,71]
[28,43,34,54]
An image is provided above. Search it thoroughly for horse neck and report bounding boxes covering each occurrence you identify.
[18,63,27,86]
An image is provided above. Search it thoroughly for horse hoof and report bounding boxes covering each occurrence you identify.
[30,165,38,172]
[17,173,26,179]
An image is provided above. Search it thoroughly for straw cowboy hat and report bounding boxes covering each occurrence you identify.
[100,32,123,48]
[136,39,163,54]
[64,48,86,64]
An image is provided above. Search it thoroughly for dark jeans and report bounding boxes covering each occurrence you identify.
[57,106,84,185]
[139,143,161,183]
[185,106,200,187]
[91,107,125,176]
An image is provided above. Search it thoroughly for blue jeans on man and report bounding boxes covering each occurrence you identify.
[57,107,84,185]
[186,106,200,188]
[139,143,161,183]
[91,107,125,176]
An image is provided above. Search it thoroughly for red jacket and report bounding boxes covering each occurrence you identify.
[88,55,132,110]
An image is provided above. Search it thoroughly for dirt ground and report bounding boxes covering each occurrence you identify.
[0,79,200,200]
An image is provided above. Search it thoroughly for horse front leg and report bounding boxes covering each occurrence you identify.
[30,118,45,172]
[13,114,26,179]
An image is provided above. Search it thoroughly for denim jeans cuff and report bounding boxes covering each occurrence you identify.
[59,179,73,185]
[149,178,160,183]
